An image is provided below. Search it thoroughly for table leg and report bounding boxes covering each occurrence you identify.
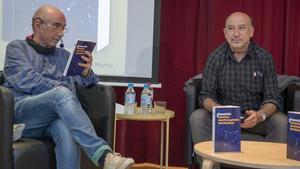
[202,158,219,169]
[160,121,164,169]
[113,115,117,152]
[165,117,169,169]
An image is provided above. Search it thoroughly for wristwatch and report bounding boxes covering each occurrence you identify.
[258,111,267,121]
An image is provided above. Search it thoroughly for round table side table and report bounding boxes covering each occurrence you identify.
[114,110,175,169]
[194,141,300,169]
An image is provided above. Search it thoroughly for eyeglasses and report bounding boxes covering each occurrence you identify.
[33,17,69,33]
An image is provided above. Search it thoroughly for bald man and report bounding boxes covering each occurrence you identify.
[189,11,287,166]
[3,5,134,169]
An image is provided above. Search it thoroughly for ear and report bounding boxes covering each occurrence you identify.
[32,18,42,32]
[250,26,254,37]
[223,27,227,37]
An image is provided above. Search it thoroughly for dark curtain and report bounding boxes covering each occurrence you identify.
[115,0,300,167]
[196,0,300,75]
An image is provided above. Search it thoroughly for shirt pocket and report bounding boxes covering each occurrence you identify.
[246,73,263,94]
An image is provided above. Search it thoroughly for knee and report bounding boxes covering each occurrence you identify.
[54,86,75,97]
[48,86,77,102]
[267,112,287,131]
[189,109,210,128]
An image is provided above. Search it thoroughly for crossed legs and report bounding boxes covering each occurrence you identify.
[14,86,111,169]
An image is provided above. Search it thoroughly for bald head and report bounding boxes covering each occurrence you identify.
[225,12,253,28]
[32,5,65,26]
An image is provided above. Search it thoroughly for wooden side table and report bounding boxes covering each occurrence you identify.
[194,141,300,169]
[114,110,175,169]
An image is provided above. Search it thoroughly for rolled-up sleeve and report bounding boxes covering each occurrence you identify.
[261,56,282,110]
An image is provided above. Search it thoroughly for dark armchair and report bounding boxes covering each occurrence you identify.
[0,72,116,169]
[183,73,300,168]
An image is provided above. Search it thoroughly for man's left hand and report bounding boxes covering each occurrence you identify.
[240,110,259,128]
[78,51,93,76]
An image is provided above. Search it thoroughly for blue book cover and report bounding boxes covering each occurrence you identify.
[287,111,300,161]
[63,40,96,76]
[212,106,241,152]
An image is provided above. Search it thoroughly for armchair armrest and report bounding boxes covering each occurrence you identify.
[183,73,203,117]
[183,73,202,167]
[284,82,300,112]
[0,86,14,169]
[75,83,116,147]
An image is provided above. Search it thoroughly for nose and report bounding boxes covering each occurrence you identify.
[233,29,240,37]
[57,29,64,37]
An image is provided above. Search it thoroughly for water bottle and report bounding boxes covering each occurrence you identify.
[140,84,152,114]
[125,83,136,114]
[146,82,154,102]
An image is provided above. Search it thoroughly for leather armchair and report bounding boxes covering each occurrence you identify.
[0,72,116,169]
[183,73,300,168]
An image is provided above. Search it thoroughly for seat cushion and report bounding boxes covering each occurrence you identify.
[13,138,56,169]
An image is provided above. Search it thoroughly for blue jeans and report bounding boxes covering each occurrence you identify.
[14,86,111,169]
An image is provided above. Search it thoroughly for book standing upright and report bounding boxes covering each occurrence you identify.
[212,105,241,152]
[287,111,300,161]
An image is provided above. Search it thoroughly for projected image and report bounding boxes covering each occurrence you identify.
[1,0,158,83]
[3,0,109,51]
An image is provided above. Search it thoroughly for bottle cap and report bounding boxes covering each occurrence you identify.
[144,84,149,89]
[128,83,134,88]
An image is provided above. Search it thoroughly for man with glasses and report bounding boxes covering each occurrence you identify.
[3,5,134,169]
[189,11,287,166]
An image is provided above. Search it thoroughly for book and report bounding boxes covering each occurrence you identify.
[63,40,96,76]
[212,105,241,152]
[287,111,300,161]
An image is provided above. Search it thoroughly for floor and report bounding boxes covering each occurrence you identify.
[131,163,253,169]
[132,163,187,169]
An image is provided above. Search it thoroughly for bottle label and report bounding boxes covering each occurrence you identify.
[149,89,154,99]
[125,93,135,104]
[141,94,151,106]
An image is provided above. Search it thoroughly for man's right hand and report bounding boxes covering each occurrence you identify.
[202,98,220,113]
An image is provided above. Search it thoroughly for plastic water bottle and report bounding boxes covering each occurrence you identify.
[125,83,136,114]
[140,84,152,114]
[146,82,154,102]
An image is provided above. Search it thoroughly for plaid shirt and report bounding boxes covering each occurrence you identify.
[199,41,281,112]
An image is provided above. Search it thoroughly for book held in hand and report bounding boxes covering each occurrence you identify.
[212,105,241,152]
[63,40,96,76]
[287,111,300,161]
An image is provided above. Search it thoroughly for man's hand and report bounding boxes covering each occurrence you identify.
[78,51,93,77]
[202,98,220,113]
[241,103,277,128]
[240,110,260,128]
